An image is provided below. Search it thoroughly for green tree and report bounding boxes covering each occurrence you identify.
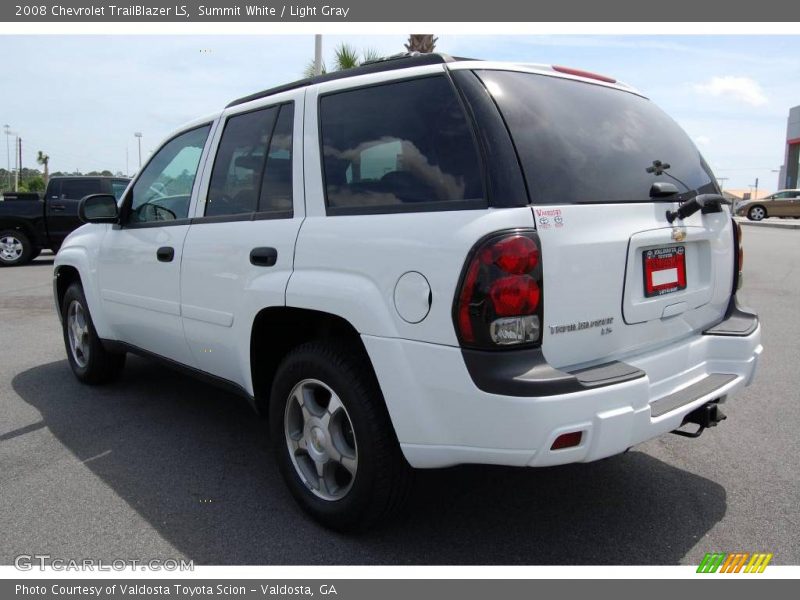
[26,175,45,192]
[303,42,381,77]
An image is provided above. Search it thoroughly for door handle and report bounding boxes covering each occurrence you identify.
[51,204,66,211]
[250,247,278,267]
[157,246,175,262]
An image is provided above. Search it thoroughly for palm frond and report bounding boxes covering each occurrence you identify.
[333,43,360,71]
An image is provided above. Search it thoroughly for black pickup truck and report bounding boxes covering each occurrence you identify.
[0,176,129,266]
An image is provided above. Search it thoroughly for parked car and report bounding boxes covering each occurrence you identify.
[736,189,800,220]
[53,54,761,530]
[0,176,130,265]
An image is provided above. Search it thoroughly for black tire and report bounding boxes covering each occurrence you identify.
[0,229,33,266]
[29,248,42,261]
[269,340,413,532]
[747,205,766,221]
[62,283,126,384]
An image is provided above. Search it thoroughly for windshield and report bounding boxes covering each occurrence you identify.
[476,70,717,204]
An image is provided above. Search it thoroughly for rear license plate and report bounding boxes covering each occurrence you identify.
[643,245,686,297]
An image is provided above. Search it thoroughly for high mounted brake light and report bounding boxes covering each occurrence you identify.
[552,65,617,84]
[454,230,543,348]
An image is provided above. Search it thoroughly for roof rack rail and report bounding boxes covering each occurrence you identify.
[226,52,465,108]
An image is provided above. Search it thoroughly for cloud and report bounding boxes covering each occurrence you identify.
[693,76,768,106]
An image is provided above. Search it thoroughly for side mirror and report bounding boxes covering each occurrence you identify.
[79,194,119,224]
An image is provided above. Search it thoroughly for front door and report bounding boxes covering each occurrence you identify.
[98,124,213,366]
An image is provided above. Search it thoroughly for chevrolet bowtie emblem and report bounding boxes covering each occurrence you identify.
[672,228,687,242]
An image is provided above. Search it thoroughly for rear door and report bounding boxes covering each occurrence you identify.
[475,69,734,369]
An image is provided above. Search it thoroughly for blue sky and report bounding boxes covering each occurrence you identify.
[1,34,798,192]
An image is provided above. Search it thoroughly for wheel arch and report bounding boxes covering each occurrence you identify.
[249,306,377,416]
[53,248,113,338]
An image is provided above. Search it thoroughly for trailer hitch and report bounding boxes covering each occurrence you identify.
[671,399,727,438]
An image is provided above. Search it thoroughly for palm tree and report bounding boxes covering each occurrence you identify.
[303,43,382,77]
[404,35,438,54]
[36,151,49,187]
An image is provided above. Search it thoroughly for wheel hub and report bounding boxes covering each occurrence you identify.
[284,379,358,501]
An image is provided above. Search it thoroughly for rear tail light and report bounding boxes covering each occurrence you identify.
[453,230,543,348]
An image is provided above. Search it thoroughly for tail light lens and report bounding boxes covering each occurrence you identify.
[454,230,543,348]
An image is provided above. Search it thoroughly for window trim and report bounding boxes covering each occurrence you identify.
[120,122,213,229]
[317,74,489,217]
[199,101,296,222]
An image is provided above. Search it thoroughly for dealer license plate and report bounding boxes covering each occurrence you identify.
[643,245,686,297]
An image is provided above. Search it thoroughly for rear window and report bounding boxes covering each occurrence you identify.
[319,75,485,214]
[477,70,717,204]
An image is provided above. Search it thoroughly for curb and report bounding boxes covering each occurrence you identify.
[734,218,800,230]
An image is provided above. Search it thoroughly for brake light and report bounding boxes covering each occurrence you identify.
[454,230,543,348]
[552,65,617,84]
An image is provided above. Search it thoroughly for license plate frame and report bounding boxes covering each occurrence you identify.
[643,245,687,298]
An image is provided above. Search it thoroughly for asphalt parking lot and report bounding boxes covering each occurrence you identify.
[1,226,798,566]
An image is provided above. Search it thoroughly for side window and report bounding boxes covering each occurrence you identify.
[205,106,278,217]
[111,179,129,200]
[128,125,210,224]
[61,179,100,200]
[259,103,294,213]
[319,76,484,213]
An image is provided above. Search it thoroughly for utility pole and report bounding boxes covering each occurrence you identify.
[18,137,22,191]
[126,146,129,177]
[313,34,322,76]
[753,177,759,202]
[134,132,142,170]
[716,177,729,192]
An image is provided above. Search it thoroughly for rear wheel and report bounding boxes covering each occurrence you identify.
[747,205,766,221]
[0,229,33,266]
[62,283,126,384]
[269,340,412,531]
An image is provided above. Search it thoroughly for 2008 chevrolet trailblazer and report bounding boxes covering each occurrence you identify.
[53,54,762,530]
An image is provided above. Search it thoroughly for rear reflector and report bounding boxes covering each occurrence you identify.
[552,65,616,84]
[551,431,583,450]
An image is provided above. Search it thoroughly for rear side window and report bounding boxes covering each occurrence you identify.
[61,179,101,200]
[319,76,484,214]
[205,102,294,218]
[477,70,717,204]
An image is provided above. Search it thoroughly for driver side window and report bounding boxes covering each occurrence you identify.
[128,125,210,224]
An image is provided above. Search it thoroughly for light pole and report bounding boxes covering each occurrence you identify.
[313,34,322,76]
[3,124,11,190]
[134,132,142,170]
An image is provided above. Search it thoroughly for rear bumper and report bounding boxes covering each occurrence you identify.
[364,323,762,469]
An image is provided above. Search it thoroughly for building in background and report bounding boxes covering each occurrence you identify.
[777,105,800,190]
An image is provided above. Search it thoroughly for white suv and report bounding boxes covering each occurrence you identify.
[54,54,762,530]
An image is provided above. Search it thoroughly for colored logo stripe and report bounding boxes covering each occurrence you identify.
[697,552,773,573]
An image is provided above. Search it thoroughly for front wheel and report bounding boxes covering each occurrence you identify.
[269,340,412,531]
[0,229,33,266]
[62,283,126,384]
[747,205,766,221]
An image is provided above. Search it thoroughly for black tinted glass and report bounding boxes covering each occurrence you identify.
[206,107,278,217]
[61,179,101,200]
[478,71,717,204]
[259,103,294,213]
[319,76,484,212]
